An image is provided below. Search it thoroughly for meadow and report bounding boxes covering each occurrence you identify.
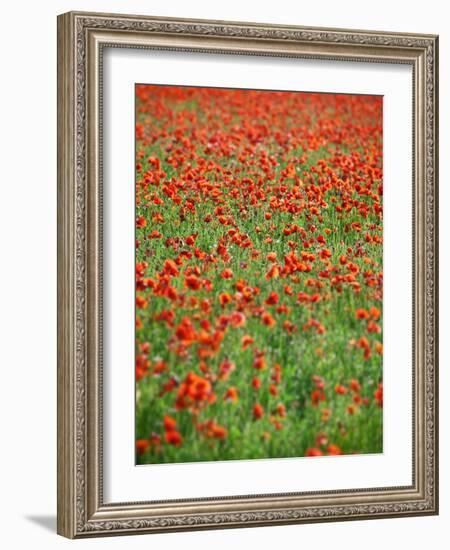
[135,85,383,464]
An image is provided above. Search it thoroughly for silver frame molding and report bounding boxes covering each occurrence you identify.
[57,11,439,538]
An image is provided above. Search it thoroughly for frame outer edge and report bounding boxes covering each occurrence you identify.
[63,10,438,41]
[57,12,77,539]
[431,35,439,515]
[56,10,439,537]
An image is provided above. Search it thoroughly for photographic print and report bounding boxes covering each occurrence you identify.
[135,85,383,465]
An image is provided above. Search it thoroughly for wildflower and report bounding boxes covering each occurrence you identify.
[305,448,323,457]
[265,291,279,305]
[334,384,347,395]
[269,384,278,396]
[253,403,264,419]
[374,383,383,407]
[220,268,233,279]
[241,334,254,349]
[251,377,261,390]
[224,387,238,402]
[136,439,150,454]
[218,359,236,381]
[355,308,369,320]
[165,431,183,446]
[327,444,342,455]
[136,216,147,228]
[163,415,177,431]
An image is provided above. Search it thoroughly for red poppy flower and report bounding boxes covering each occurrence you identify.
[327,444,342,455]
[305,448,323,457]
[224,387,238,402]
[220,268,233,279]
[136,439,150,454]
[253,403,264,419]
[165,430,183,446]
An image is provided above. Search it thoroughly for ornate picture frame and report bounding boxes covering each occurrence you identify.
[57,11,438,538]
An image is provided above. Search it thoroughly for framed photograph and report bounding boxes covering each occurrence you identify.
[57,11,439,538]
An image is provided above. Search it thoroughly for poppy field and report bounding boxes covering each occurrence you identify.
[135,85,383,465]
